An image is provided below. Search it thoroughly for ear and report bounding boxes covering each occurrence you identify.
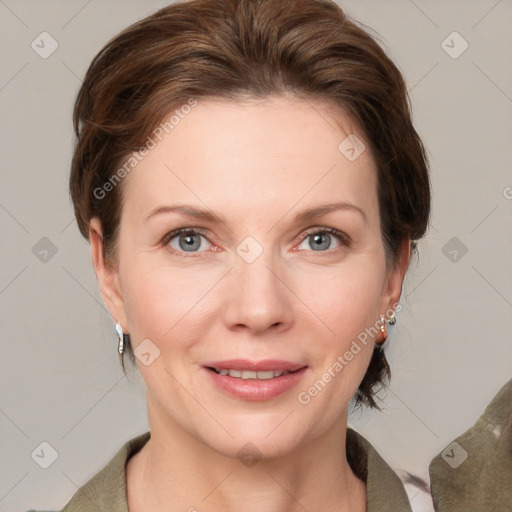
[379,238,411,314]
[89,217,128,331]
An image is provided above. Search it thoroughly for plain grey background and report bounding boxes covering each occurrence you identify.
[1,1,511,511]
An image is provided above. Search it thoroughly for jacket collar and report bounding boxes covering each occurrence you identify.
[62,428,411,512]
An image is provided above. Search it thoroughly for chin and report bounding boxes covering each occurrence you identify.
[190,408,316,462]
[203,429,305,463]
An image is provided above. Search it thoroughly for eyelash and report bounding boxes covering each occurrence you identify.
[160,226,351,257]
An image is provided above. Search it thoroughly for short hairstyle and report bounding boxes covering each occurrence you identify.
[69,0,431,408]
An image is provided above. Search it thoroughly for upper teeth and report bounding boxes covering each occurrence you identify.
[215,369,291,379]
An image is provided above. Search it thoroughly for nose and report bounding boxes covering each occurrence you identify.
[223,247,294,335]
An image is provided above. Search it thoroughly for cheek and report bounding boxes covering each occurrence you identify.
[120,257,220,344]
[293,260,384,339]
[292,260,384,396]
[292,268,382,411]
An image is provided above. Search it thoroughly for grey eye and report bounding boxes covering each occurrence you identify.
[297,231,343,252]
[309,232,331,251]
[169,232,211,252]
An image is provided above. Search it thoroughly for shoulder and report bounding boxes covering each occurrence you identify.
[347,428,412,512]
[27,431,151,512]
[429,379,512,512]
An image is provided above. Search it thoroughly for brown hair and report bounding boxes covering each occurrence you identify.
[69,0,430,408]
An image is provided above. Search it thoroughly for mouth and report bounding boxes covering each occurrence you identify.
[202,359,309,401]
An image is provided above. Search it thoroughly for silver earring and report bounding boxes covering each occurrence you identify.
[379,315,388,344]
[115,322,125,356]
[388,312,396,325]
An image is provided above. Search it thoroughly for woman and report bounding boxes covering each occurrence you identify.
[31,0,430,510]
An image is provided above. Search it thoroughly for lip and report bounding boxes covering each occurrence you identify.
[202,360,308,401]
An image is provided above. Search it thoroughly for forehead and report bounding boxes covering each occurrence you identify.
[121,96,379,223]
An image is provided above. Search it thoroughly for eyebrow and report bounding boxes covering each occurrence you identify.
[144,201,368,225]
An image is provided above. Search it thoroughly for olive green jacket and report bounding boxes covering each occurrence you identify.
[28,428,412,512]
[429,379,512,512]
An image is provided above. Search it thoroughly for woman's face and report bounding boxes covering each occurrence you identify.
[91,95,406,459]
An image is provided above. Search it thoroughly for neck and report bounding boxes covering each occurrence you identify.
[127,397,366,512]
